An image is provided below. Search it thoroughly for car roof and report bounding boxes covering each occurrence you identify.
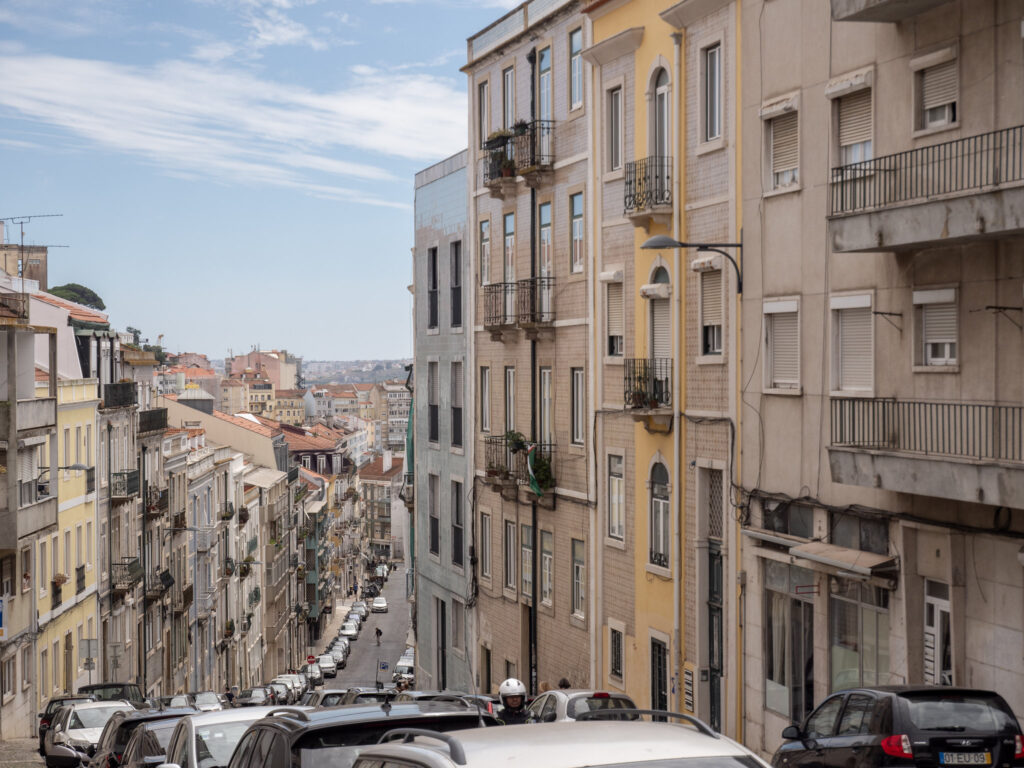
[256,701,497,737]
[119,708,198,724]
[357,720,753,768]
[71,700,134,710]
[185,705,310,727]
[836,686,1003,697]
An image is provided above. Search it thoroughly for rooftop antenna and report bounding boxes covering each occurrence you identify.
[0,213,67,314]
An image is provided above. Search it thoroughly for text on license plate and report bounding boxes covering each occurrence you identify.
[940,753,991,765]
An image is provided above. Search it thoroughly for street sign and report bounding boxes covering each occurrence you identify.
[379,661,389,671]
[80,639,99,660]
[83,660,96,671]
[307,655,316,665]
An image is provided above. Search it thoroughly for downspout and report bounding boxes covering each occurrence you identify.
[141,442,147,696]
[107,422,113,675]
[585,13,598,690]
[671,30,683,713]
[733,0,745,741]
[526,45,539,698]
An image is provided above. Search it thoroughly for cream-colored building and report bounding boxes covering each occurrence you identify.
[739,0,1024,753]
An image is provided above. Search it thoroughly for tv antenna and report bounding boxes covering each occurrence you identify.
[0,214,67,314]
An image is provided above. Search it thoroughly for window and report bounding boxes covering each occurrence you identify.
[477,80,489,148]
[701,270,722,355]
[608,455,624,540]
[769,111,799,188]
[830,578,890,690]
[763,501,813,539]
[63,429,70,472]
[504,367,515,432]
[832,297,873,392]
[538,46,552,127]
[302,455,311,470]
[570,192,584,273]
[427,362,439,443]
[502,67,514,129]
[764,301,799,389]
[20,547,30,592]
[452,599,465,652]
[571,368,585,445]
[451,361,463,448]
[480,513,491,578]
[451,480,464,568]
[649,463,670,568]
[913,289,957,366]
[2,656,14,697]
[539,203,553,316]
[479,220,490,285]
[21,645,30,688]
[608,87,622,171]
[539,368,552,445]
[504,520,516,590]
[503,212,515,320]
[918,59,957,130]
[317,455,325,474]
[831,511,888,555]
[838,89,872,165]
[521,524,533,597]
[610,626,624,679]
[607,282,623,356]
[40,648,48,695]
[571,538,585,617]
[75,526,82,568]
[764,561,816,723]
[570,28,583,109]
[450,241,462,328]
[427,247,439,329]
[652,68,670,158]
[541,530,553,605]
[39,540,46,594]
[480,367,490,432]
[703,43,722,142]
[85,522,92,568]
[651,638,668,710]
[428,474,439,557]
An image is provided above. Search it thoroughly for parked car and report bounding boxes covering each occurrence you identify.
[234,687,273,707]
[225,700,499,768]
[39,695,95,755]
[117,711,191,768]
[300,663,323,688]
[338,686,398,706]
[157,695,195,710]
[346,610,364,627]
[391,661,415,687]
[328,648,348,669]
[157,706,309,768]
[371,597,388,613]
[271,678,301,704]
[268,682,293,705]
[525,690,639,723]
[88,707,195,768]
[350,601,369,619]
[772,686,1024,768]
[317,654,338,679]
[188,692,223,713]
[360,584,379,601]
[339,622,359,641]
[282,673,310,696]
[304,689,350,708]
[78,683,146,710]
[44,700,133,767]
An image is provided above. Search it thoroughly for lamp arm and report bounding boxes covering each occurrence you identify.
[699,247,743,293]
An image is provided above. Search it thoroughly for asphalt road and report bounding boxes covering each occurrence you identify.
[330,571,411,689]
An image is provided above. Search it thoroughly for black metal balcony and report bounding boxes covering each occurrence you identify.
[220,501,235,521]
[831,124,1024,215]
[145,569,170,599]
[111,470,140,500]
[112,557,143,595]
[138,408,168,434]
[103,382,137,409]
[624,156,672,213]
[76,564,85,595]
[511,442,555,488]
[288,466,299,484]
[516,276,555,327]
[625,358,673,411]
[483,283,517,329]
[146,488,168,517]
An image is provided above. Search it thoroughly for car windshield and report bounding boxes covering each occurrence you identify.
[163,696,190,707]
[195,693,219,707]
[320,693,346,707]
[70,706,126,730]
[240,689,264,699]
[319,657,334,665]
[569,696,638,720]
[194,721,251,768]
[150,721,178,750]
[85,686,141,702]
[904,694,1017,732]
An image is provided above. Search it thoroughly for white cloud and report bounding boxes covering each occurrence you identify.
[246,7,325,50]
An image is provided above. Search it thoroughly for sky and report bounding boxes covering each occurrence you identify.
[0,0,517,361]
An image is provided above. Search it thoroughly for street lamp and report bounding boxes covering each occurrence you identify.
[640,234,743,294]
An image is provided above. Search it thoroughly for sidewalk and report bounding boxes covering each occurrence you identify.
[0,737,43,767]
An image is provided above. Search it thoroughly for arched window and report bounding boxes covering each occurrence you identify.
[653,69,670,158]
[649,463,670,567]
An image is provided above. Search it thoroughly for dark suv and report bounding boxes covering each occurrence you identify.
[772,687,1024,768]
[226,701,498,768]
[78,683,146,709]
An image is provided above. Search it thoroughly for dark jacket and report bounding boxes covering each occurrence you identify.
[497,705,529,725]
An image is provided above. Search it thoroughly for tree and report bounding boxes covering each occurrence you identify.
[50,283,106,310]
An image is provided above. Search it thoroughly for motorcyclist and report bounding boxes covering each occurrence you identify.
[496,678,529,725]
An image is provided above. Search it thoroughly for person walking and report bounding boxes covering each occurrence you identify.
[375,626,382,645]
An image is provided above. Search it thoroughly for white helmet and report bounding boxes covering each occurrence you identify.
[499,677,527,708]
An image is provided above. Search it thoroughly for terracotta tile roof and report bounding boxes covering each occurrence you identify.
[34,292,109,324]
[358,454,403,481]
[354,382,375,391]
[221,379,245,388]
[210,409,280,438]
[166,365,217,378]
[275,389,304,398]
[35,366,49,381]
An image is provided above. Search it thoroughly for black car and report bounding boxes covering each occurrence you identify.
[226,701,499,768]
[88,708,196,768]
[78,683,147,709]
[235,687,273,707]
[117,714,189,768]
[39,696,95,755]
[772,687,1024,768]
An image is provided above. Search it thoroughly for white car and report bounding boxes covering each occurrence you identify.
[525,689,638,723]
[44,700,133,762]
[318,654,338,678]
[192,691,224,712]
[371,596,388,613]
[339,621,359,640]
[157,706,309,768]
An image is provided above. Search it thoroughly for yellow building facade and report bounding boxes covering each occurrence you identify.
[36,378,100,705]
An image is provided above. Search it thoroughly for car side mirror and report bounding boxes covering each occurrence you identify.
[38,712,45,719]
[781,725,802,740]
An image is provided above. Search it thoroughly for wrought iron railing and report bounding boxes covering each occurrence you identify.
[111,470,140,499]
[103,382,137,409]
[86,467,96,494]
[649,550,669,568]
[138,408,168,434]
[484,282,517,328]
[50,580,62,608]
[624,156,672,212]
[112,557,143,593]
[624,358,672,410]
[484,435,513,481]
[831,124,1024,215]
[511,442,555,487]
[516,276,555,325]
[830,397,1024,463]
[482,121,556,184]
[146,488,168,516]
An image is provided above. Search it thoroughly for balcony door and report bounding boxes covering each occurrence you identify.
[538,47,552,159]
[652,68,671,197]
[504,213,515,321]
[539,202,552,320]
[539,368,552,445]
[924,579,952,685]
[650,267,671,402]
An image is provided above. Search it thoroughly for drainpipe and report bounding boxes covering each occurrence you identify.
[107,422,113,678]
[141,442,147,696]
[671,30,683,713]
[526,45,539,698]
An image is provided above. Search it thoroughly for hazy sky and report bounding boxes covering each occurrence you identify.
[0,0,516,360]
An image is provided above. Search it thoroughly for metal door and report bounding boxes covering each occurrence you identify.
[708,543,723,731]
[924,579,952,685]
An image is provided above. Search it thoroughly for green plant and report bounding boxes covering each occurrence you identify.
[513,118,528,135]
[505,430,528,454]
[532,451,555,491]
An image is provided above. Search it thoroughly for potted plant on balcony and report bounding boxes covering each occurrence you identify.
[53,572,68,587]
[512,118,528,136]
[501,156,516,177]
[224,619,235,638]
[532,451,555,493]
[485,129,512,149]
[505,430,528,454]
[238,506,250,524]
[239,556,254,579]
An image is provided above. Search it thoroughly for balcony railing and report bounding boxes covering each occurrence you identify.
[484,435,514,481]
[146,488,168,517]
[516,276,555,326]
[103,382,137,409]
[76,564,85,595]
[146,569,170,599]
[831,124,1024,215]
[248,586,261,607]
[511,442,555,487]
[624,358,673,410]
[138,408,168,434]
[111,470,140,500]
[484,282,517,329]
[220,501,235,521]
[112,557,143,594]
[830,397,1024,463]
[0,292,28,319]
[624,156,672,212]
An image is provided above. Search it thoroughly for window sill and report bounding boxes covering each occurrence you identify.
[763,183,801,199]
[567,271,585,282]
[426,328,440,336]
[696,354,725,366]
[450,446,465,456]
[830,389,875,399]
[913,121,960,141]
[428,442,440,451]
[696,137,727,156]
[567,104,585,122]
[605,536,626,550]
[604,356,624,367]
[603,168,624,183]
[569,612,586,630]
[450,326,464,335]
[764,386,803,396]
[912,365,959,374]
[645,562,672,579]
[503,588,518,602]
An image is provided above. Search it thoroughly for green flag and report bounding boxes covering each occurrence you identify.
[526,443,542,498]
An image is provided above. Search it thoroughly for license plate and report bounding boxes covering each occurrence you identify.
[940,753,991,765]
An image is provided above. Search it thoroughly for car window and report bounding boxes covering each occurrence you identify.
[195,721,252,768]
[70,705,126,730]
[150,721,179,752]
[250,730,276,767]
[168,726,190,768]
[568,695,636,720]
[903,693,1018,732]
[805,696,844,739]
[229,730,260,768]
[321,693,345,707]
[541,696,558,720]
[837,694,874,735]
[526,694,547,717]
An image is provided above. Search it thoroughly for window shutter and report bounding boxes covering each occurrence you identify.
[771,112,799,173]
[607,283,623,336]
[428,364,438,405]
[18,450,33,484]
[702,270,722,326]
[922,60,957,110]
[770,312,799,387]
[839,307,872,390]
[451,362,463,407]
[839,90,872,147]
[652,298,671,358]
[923,303,957,342]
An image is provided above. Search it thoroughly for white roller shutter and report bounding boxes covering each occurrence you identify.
[652,298,671,359]
[450,362,463,407]
[839,90,872,147]
[923,303,957,343]
[702,270,723,326]
[18,450,33,484]
[771,112,799,174]
[770,312,799,388]
[922,60,957,110]
[607,283,623,337]
[838,306,872,391]
[428,363,438,405]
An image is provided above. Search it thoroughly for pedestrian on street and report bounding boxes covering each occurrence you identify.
[224,686,234,704]
[558,677,571,689]
[375,626,382,645]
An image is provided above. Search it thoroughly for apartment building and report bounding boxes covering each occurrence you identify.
[465,0,594,694]
[738,0,1024,753]
[380,380,412,454]
[412,149,473,691]
[273,389,306,426]
[358,452,404,562]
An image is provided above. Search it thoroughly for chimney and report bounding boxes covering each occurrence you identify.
[382,450,392,473]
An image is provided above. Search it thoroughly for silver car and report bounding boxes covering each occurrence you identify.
[156,706,308,768]
[525,689,638,723]
[44,700,133,765]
